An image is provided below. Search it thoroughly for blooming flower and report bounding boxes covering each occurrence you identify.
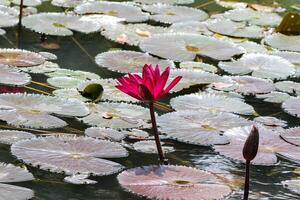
[116,64,182,102]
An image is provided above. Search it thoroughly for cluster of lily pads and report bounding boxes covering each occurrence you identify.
[0,0,300,199]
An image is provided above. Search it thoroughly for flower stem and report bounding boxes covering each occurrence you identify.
[149,102,167,165]
[243,160,250,200]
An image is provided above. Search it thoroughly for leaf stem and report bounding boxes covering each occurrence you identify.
[149,102,168,165]
[243,160,250,200]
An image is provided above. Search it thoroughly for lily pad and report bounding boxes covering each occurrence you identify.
[158,110,251,146]
[256,91,291,103]
[219,54,295,80]
[0,65,31,86]
[133,140,175,154]
[79,102,150,129]
[101,23,168,46]
[118,165,231,200]
[168,20,213,35]
[170,93,255,115]
[11,136,128,175]
[85,127,126,142]
[264,33,300,52]
[179,61,217,73]
[282,179,300,195]
[142,4,208,24]
[280,127,300,146]
[140,33,243,61]
[0,130,35,145]
[275,81,300,94]
[0,5,18,28]
[95,50,174,73]
[64,174,97,185]
[74,1,149,23]
[214,125,300,165]
[282,97,300,118]
[133,0,194,5]
[0,49,45,67]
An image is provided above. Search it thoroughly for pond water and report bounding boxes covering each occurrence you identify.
[0,0,300,199]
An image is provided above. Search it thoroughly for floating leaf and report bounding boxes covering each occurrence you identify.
[142,4,208,24]
[280,127,300,146]
[277,13,300,35]
[207,18,264,39]
[237,41,268,54]
[0,93,89,129]
[47,76,82,89]
[158,110,251,146]
[0,5,18,28]
[75,1,149,23]
[79,102,150,129]
[133,0,194,5]
[219,54,295,80]
[282,179,300,195]
[118,165,231,200]
[23,12,102,36]
[170,93,255,115]
[95,50,174,73]
[270,51,300,65]
[20,61,60,74]
[101,23,168,46]
[0,130,35,145]
[38,52,57,61]
[140,33,243,62]
[223,8,282,27]
[179,61,217,73]
[11,136,128,175]
[256,91,291,103]
[275,81,300,94]
[0,49,45,67]
[0,65,31,86]
[52,0,85,8]
[214,125,300,165]
[133,140,175,154]
[254,116,287,127]
[85,127,126,142]
[264,33,300,52]
[64,174,97,185]
[168,20,213,35]
[122,129,149,140]
[53,88,89,102]
[282,97,300,118]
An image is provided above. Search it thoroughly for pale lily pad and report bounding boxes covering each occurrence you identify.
[101,23,168,46]
[77,79,138,102]
[280,127,300,146]
[168,20,213,35]
[133,140,175,154]
[0,65,31,86]
[0,93,89,129]
[0,130,35,145]
[20,61,60,74]
[256,91,291,103]
[215,0,247,9]
[79,102,150,129]
[237,41,268,54]
[158,110,251,146]
[142,4,208,24]
[140,33,243,61]
[282,179,300,195]
[282,97,300,118]
[271,51,300,65]
[223,8,282,27]
[0,163,34,200]
[64,174,97,185]
[38,52,57,61]
[0,28,6,35]
[122,129,149,140]
[85,127,126,142]
[0,5,18,28]
[275,81,300,94]
[46,68,100,80]
[254,116,287,127]
[214,125,300,165]
[0,0,10,6]
[11,136,128,175]
[75,1,149,23]
[118,165,231,200]
[179,61,217,73]
[47,77,82,89]
[219,54,295,80]
[0,49,45,67]
[95,50,174,73]
[133,0,194,5]
[170,93,255,115]
[23,12,102,36]
[168,69,234,92]
[207,18,264,39]
[53,88,89,102]
[204,88,244,100]
[264,33,300,52]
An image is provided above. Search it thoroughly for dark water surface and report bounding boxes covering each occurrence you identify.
[1,0,300,199]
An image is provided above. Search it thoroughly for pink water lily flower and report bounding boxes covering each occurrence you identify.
[116,64,182,102]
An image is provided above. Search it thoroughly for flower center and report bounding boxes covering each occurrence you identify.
[166,12,176,16]
[186,44,200,53]
[107,10,118,16]
[30,109,41,113]
[70,153,85,159]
